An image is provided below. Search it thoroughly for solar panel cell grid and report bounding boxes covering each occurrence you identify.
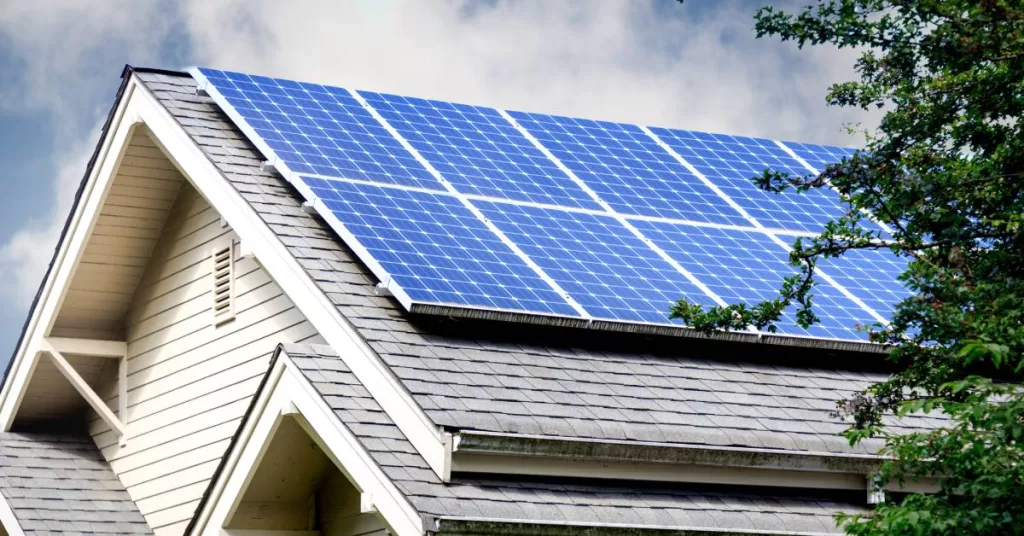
[633,221,876,340]
[509,111,751,226]
[820,248,910,319]
[308,179,579,317]
[197,69,443,190]
[475,201,720,324]
[360,91,603,210]
[783,141,858,172]
[651,127,849,233]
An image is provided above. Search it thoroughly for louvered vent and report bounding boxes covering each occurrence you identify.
[212,241,236,326]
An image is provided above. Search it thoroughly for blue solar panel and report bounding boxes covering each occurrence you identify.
[196,69,443,190]
[307,179,578,316]
[474,201,719,324]
[632,221,876,340]
[820,248,909,320]
[509,112,750,226]
[360,91,602,210]
[196,67,907,344]
[783,140,857,172]
[650,128,849,233]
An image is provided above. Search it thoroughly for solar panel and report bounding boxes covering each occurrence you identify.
[361,91,602,210]
[510,111,751,226]
[650,128,850,233]
[783,140,857,172]
[474,201,719,324]
[195,68,443,190]
[819,248,910,319]
[193,67,907,345]
[306,179,580,316]
[632,221,877,340]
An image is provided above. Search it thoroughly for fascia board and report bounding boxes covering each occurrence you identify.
[127,77,448,479]
[453,431,883,475]
[435,518,840,536]
[0,78,142,429]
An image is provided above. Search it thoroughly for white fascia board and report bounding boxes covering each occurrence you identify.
[45,337,127,358]
[0,492,26,536]
[0,78,142,430]
[194,356,422,536]
[128,79,448,478]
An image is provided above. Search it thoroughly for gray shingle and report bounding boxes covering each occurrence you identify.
[282,343,862,534]
[0,433,151,535]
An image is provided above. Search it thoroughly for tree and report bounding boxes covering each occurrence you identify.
[671,1,1024,534]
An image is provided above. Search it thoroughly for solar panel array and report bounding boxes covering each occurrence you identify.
[193,67,910,343]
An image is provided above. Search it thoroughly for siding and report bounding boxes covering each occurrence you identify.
[88,183,323,536]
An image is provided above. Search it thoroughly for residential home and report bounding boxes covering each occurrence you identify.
[0,66,932,536]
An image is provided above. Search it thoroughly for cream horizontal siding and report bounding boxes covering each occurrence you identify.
[89,183,323,536]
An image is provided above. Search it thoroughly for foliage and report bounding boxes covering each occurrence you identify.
[672,1,1024,534]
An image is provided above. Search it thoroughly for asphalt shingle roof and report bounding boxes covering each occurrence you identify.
[0,433,152,535]
[285,342,865,534]
[136,69,936,458]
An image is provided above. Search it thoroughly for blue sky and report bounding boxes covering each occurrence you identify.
[0,0,873,363]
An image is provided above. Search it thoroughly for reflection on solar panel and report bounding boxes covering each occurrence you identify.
[194,67,908,344]
[306,179,579,316]
[475,201,718,324]
[198,69,442,190]
[361,92,602,210]
[650,128,849,233]
[783,141,857,172]
[632,221,878,340]
[820,248,911,316]
[510,112,750,226]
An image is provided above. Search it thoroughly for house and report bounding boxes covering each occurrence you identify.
[0,66,934,536]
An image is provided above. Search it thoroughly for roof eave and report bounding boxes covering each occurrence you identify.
[434,517,842,536]
[452,430,883,475]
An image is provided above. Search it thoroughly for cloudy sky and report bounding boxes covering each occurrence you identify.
[0,0,874,361]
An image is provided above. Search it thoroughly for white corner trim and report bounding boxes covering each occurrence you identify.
[0,490,26,536]
[195,356,422,536]
[130,77,447,478]
[0,78,142,430]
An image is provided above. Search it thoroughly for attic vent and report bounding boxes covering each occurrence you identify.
[212,241,236,326]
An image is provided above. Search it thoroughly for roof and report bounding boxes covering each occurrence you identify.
[134,69,938,459]
[0,433,151,535]
[285,343,867,535]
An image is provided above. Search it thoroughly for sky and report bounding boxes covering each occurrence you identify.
[0,0,876,363]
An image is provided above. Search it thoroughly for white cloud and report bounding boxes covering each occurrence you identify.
[0,0,876,308]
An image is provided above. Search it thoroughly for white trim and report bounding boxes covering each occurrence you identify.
[45,337,127,357]
[38,340,124,437]
[452,452,867,490]
[139,75,450,478]
[348,89,590,319]
[0,79,140,430]
[0,491,26,536]
[436,516,840,536]
[118,351,129,446]
[195,355,422,536]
